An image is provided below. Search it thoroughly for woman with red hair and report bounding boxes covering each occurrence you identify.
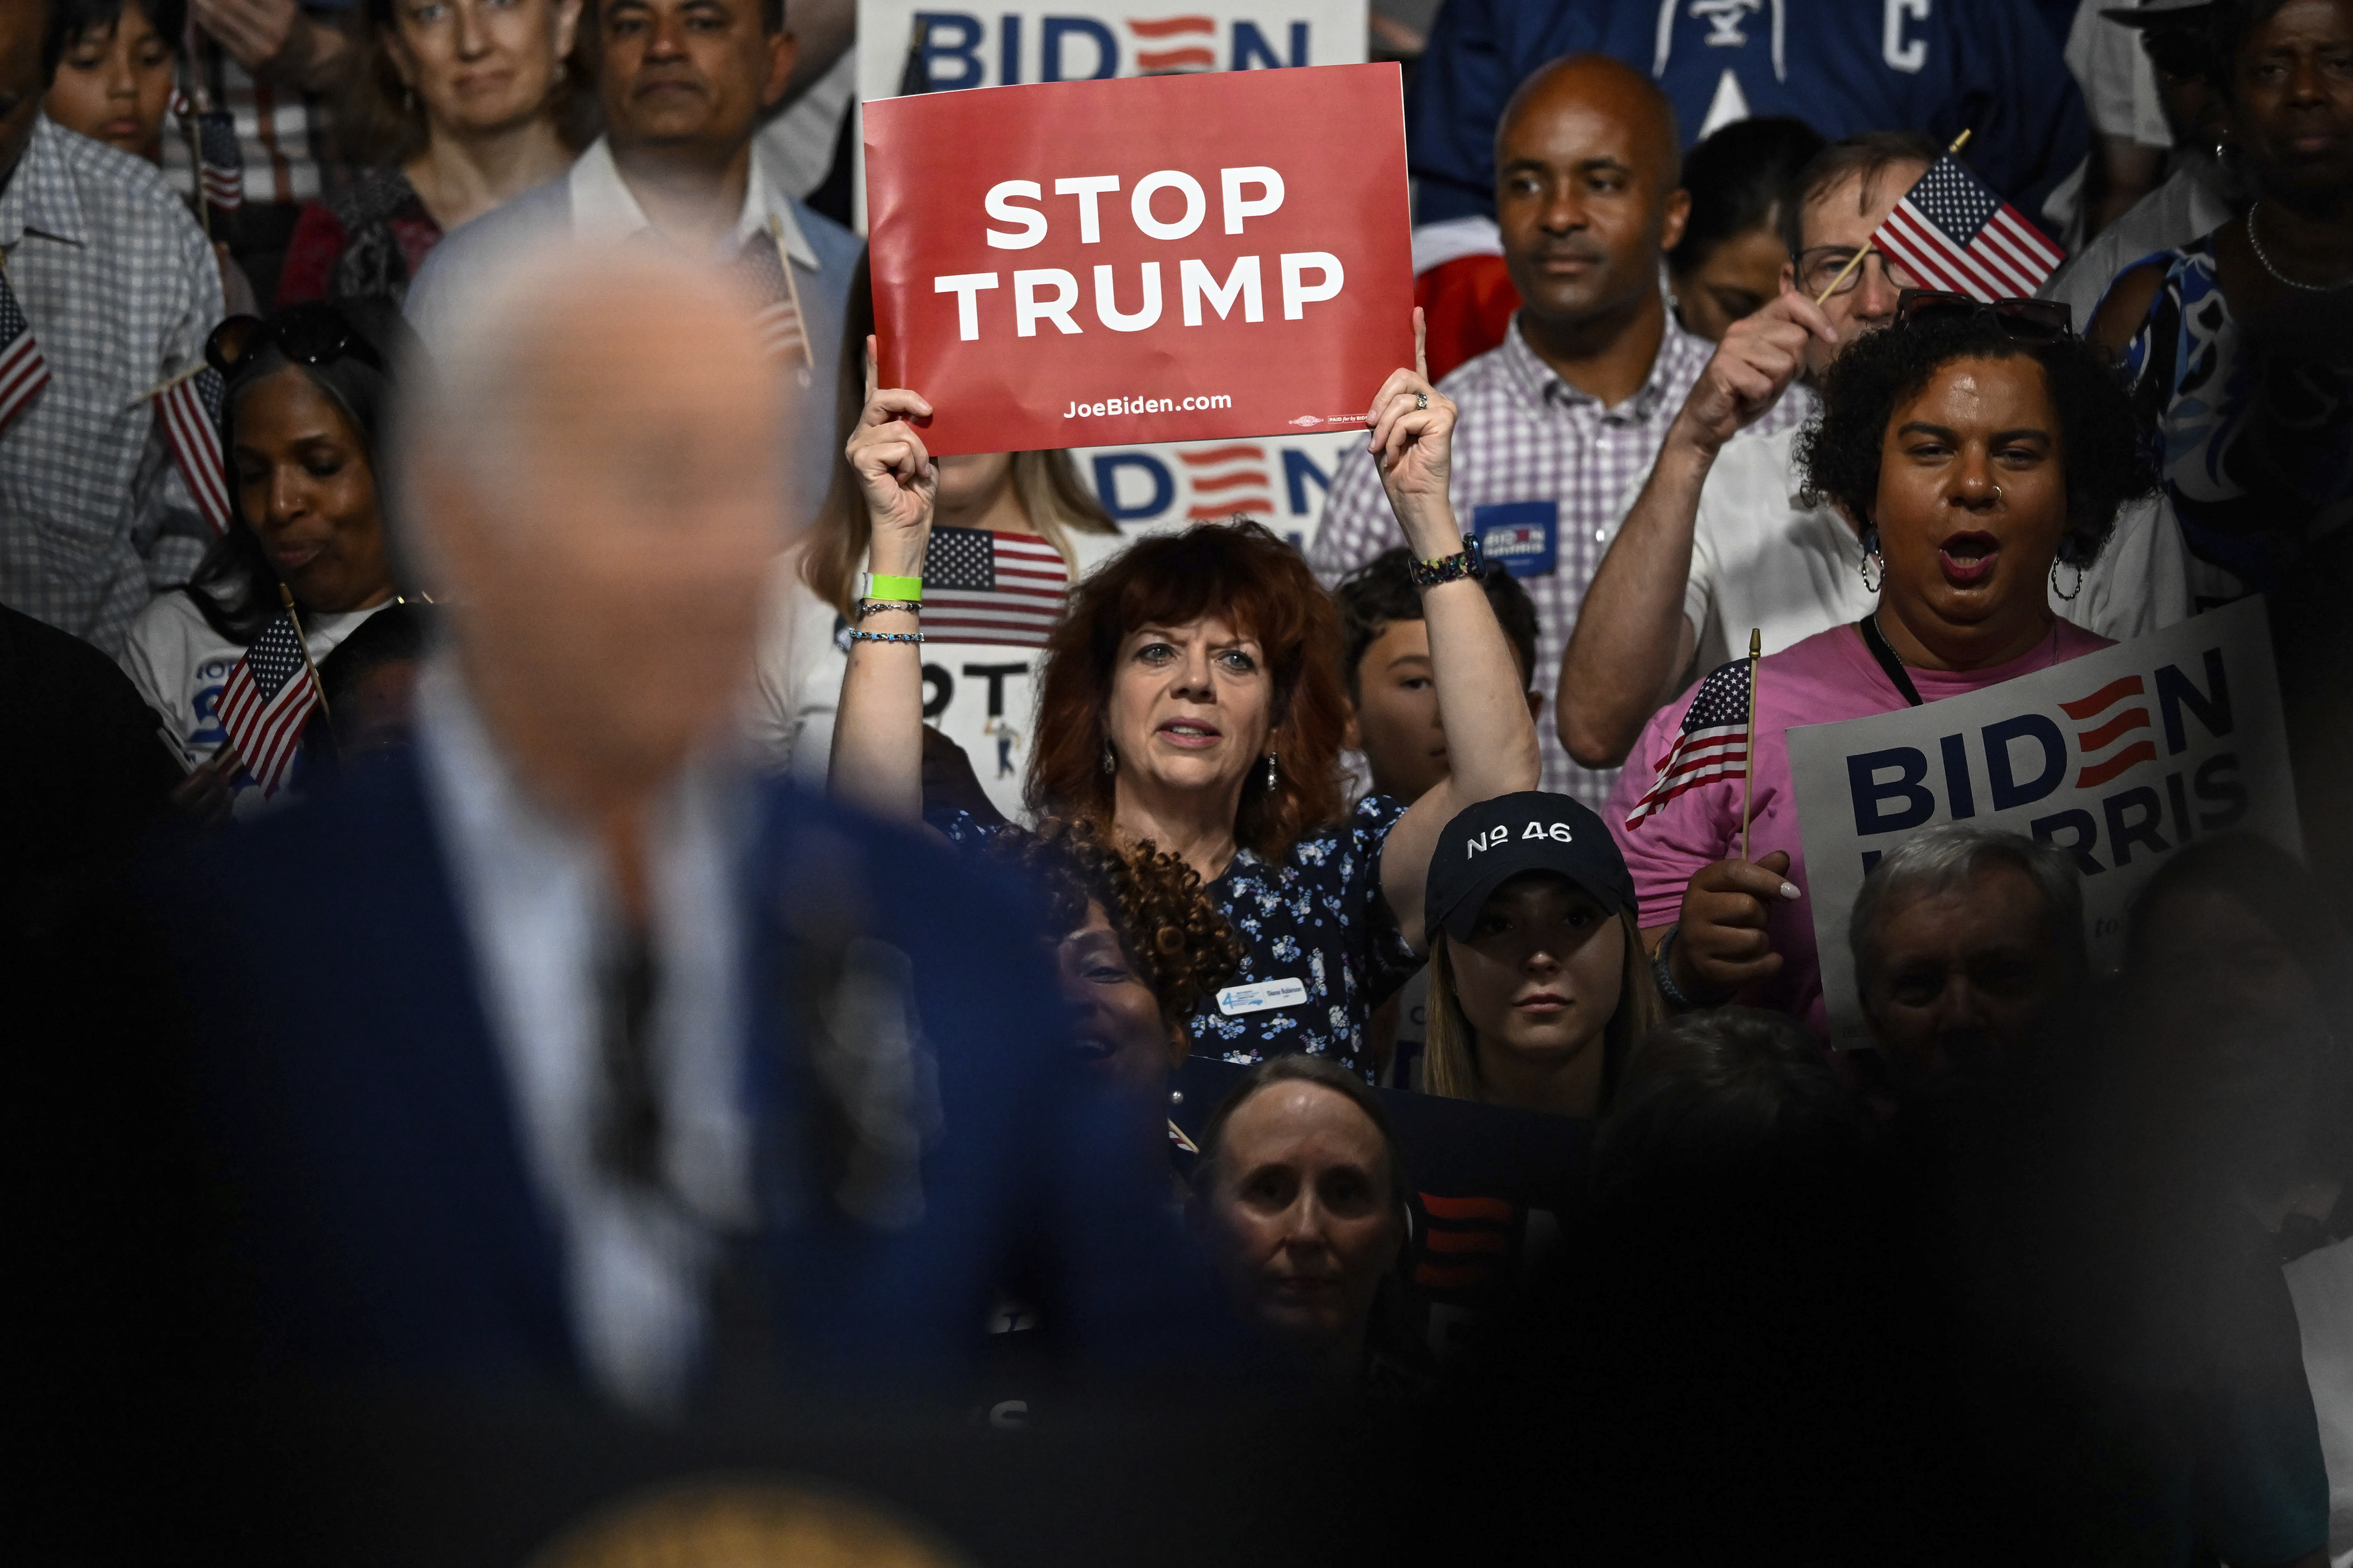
[829,320,1542,1079]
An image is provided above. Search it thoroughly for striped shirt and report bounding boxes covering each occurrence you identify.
[1308,310,1810,812]
[163,32,347,207]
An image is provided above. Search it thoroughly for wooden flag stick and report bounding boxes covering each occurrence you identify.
[279,583,331,719]
[1739,628,1761,864]
[1812,129,1974,306]
[135,361,205,404]
[180,103,211,241]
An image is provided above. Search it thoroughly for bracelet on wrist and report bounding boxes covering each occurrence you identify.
[848,630,924,646]
[857,598,920,619]
[859,570,923,604]
[1406,532,1485,588]
[1651,926,1708,1014]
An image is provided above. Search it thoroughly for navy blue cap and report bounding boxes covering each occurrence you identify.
[1423,791,1637,945]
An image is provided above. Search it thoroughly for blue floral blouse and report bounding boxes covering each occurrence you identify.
[935,794,1422,1081]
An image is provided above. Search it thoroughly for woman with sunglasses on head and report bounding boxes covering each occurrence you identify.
[118,302,412,817]
[829,313,1543,1082]
[1606,295,2156,1036]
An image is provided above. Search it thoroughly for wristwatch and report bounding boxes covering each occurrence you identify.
[1406,533,1484,588]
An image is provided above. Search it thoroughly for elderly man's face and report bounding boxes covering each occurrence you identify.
[435,275,787,802]
[1494,61,1687,332]
[1863,865,2071,1095]
[0,0,46,181]
[597,0,790,164]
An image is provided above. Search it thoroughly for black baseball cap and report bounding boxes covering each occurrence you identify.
[1424,792,1637,945]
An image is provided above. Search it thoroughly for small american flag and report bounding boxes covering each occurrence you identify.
[215,611,318,797]
[921,527,1069,647]
[0,266,50,435]
[193,107,244,212]
[1624,659,1752,829]
[731,230,807,366]
[156,366,231,536]
[1872,154,2064,303]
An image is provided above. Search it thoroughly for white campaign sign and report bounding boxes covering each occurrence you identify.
[1788,598,2299,1053]
[1073,429,1358,551]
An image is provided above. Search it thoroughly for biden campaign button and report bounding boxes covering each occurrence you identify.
[1473,500,1559,578]
[1216,978,1308,1016]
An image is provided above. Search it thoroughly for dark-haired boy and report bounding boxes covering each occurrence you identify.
[1337,546,1543,804]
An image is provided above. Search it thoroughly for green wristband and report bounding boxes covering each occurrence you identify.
[859,571,923,603]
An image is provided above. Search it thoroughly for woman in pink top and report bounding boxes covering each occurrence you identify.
[1607,294,2159,1033]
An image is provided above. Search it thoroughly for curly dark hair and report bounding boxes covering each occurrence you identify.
[988,817,1243,1027]
[1793,309,2157,569]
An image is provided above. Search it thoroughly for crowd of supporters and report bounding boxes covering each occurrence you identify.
[4,0,2351,1561]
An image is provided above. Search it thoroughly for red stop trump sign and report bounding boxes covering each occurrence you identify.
[864,63,1414,455]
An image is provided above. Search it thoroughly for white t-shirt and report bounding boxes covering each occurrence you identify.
[118,589,383,803]
[1679,424,2194,673]
[2285,1235,2353,1568]
[2066,0,2171,149]
[748,526,1137,823]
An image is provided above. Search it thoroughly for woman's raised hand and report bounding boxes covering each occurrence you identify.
[1366,308,1460,555]
[847,335,939,573]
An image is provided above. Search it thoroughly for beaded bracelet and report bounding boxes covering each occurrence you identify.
[1651,926,1706,1014]
[849,629,924,645]
[857,598,921,618]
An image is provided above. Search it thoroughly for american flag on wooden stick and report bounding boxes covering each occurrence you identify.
[215,610,319,797]
[920,526,1070,647]
[1871,153,2064,303]
[193,107,244,211]
[1624,659,1752,829]
[155,365,232,535]
[0,266,50,434]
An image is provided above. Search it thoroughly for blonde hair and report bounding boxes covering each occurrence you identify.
[1421,907,1664,1110]
[798,250,1117,619]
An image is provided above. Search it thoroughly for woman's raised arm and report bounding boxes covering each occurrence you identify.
[826,340,939,827]
[1373,311,1544,950]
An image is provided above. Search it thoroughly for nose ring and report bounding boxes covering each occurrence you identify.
[1991,485,2003,503]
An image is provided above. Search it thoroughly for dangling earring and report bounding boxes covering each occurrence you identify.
[1100,739,1116,775]
[1264,751,1278,791]
[2050,557,2084,602]
[1858,526,1885,594]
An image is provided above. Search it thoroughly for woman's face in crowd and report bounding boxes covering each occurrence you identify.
[1199,1083,1400,1361]
[1872,354,2069,651]
[934,451,1014,514]
[2133,884,2331,1179]
[44,3,174,161]
[1672,223,1790,344]
[1106,616,1274,808]
[1449,873,1625,1080]
[389,0,581,138]
[1057,899,1182,1095]
[232,368,396,615]
[2230,0,2353,199]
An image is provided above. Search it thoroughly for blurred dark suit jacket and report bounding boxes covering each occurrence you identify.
[139,749,1214,1396]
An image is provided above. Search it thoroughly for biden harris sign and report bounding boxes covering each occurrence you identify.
[1788,599,2299,1052]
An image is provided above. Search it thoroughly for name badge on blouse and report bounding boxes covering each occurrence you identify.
[1474,501,1560,578]
[1218,978,1307,1016]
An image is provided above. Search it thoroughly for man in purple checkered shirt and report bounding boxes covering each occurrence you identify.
[1310,54,1807,810]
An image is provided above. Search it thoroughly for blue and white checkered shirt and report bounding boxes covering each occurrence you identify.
[1308,309,1809,811]
[0,117,222,655]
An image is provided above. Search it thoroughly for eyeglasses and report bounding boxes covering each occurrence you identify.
[1794,245,1922,299]
[205,302,386,379]
[1894,289,2075,341]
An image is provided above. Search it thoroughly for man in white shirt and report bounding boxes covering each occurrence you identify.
[404,0,860,528]
[1557,132,2192,771]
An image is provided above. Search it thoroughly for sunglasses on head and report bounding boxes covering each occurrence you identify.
[205,302,386,379]
[1894,289,2075,342]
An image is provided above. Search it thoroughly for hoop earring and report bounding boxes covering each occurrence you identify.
[1264,751,1278,791]
[2050,557,2084,602]
[1858,526,1884,594]
[1100,739,1116,775]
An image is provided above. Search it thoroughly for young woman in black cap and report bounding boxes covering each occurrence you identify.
[1419,792,1665,1118]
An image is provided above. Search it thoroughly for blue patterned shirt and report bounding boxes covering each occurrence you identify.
[937,794,1422,1081]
